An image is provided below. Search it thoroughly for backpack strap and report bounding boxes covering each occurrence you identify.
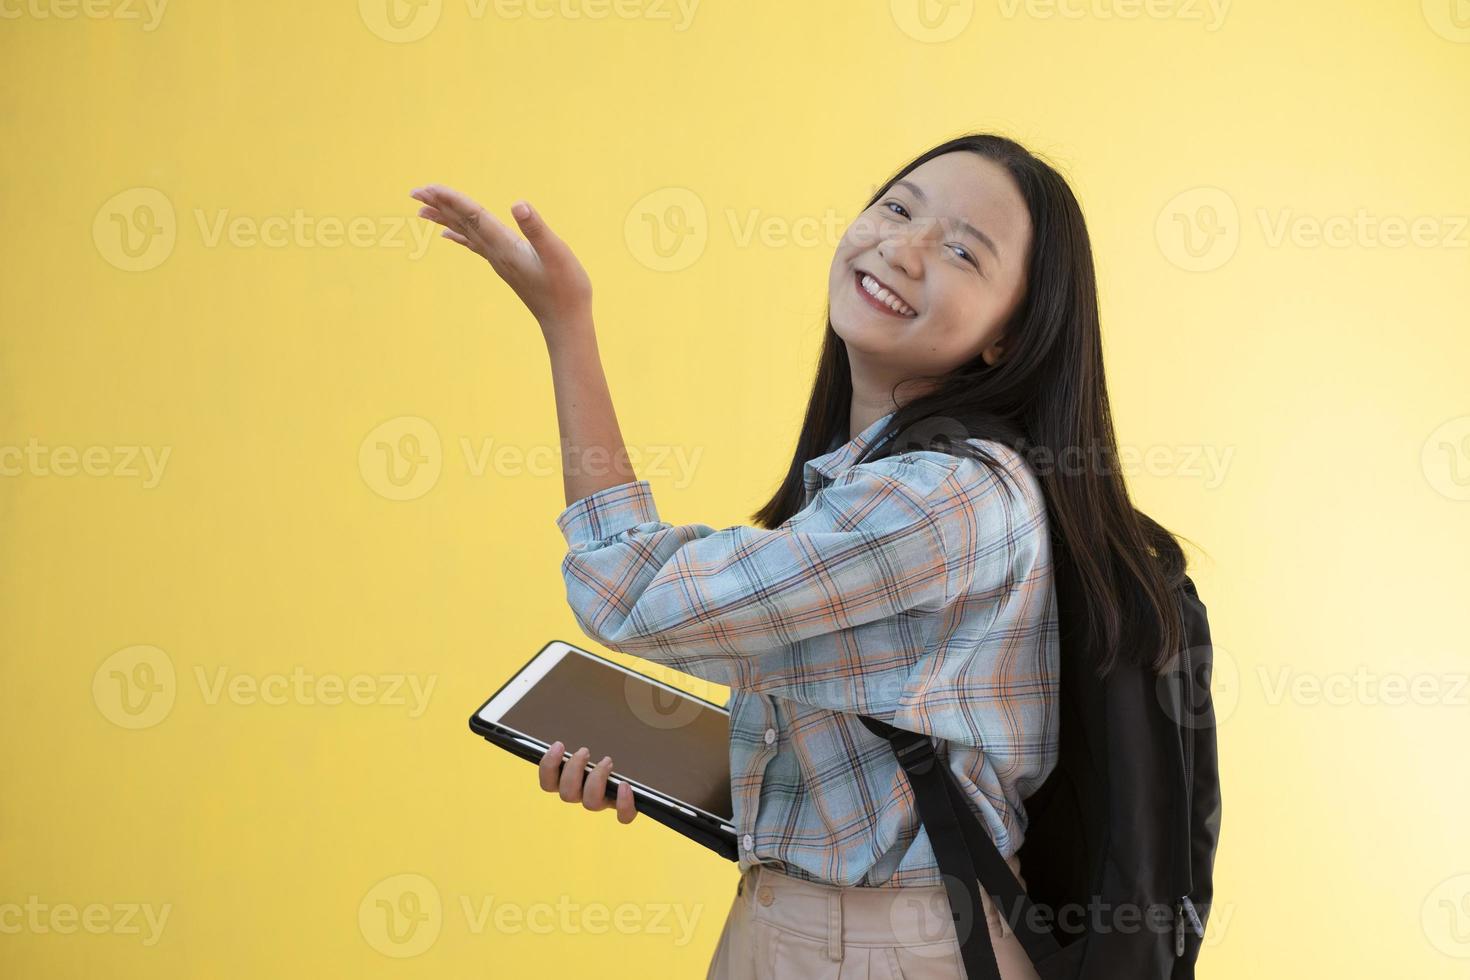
[858,714,1061,977]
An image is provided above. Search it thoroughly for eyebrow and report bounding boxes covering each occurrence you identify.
[892,179,1000,261]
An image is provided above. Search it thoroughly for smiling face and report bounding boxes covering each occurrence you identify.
[828,152,1033,386]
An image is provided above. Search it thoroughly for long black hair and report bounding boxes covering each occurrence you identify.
[751,133,1195,678]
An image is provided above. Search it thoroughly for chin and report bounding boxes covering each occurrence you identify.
[829,315,895,356]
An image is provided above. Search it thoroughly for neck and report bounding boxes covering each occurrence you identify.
[846,360,932,441]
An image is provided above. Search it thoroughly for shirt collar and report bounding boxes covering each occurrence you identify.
[802,410,898,489]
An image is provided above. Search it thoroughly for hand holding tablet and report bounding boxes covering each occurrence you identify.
[469,640,738,861]
[537,739,638,824]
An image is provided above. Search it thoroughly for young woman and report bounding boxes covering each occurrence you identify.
[410,133,1188,980]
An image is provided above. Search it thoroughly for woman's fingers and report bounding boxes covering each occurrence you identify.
[538,740,567,793]
[582,756,613,810]
[439,228,478,252]
[535,741,635,824]
[507,200,567,262]
[418,204,482,255]
[613,779,637,824]
[412,184,516,259]
[558,745,591,802]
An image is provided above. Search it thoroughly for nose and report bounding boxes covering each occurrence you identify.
[877,234,923,281]
[875,219,932,280]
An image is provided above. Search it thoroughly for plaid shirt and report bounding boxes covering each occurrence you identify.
[555,411,1059,887]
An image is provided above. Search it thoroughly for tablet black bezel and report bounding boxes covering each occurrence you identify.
[467,638,739,863]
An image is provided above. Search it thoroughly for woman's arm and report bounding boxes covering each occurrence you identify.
[556,453,969,682]
[408,183,634,506]
[544,329,638,508]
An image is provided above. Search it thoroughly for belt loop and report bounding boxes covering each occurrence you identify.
[826,889,843,962]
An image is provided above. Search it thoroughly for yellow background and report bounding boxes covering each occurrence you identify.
[3,0,1468,976]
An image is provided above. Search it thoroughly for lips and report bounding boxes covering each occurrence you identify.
[854,269,918,318]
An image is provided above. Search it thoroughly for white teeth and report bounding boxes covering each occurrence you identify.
[860,274,915,316]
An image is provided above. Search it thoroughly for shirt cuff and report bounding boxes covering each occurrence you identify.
[555,479,663,549]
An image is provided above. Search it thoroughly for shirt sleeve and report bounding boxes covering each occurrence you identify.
[555,453,963,688]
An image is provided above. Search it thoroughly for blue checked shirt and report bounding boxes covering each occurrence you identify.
[555,411,1060,887]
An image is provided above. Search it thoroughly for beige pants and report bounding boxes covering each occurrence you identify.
[705,858,1043,980]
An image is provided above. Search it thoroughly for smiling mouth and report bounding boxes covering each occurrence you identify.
[853,270,918,318]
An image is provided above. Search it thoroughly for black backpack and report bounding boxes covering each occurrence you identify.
[857,567,1222,979]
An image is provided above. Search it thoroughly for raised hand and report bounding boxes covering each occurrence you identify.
[410,184,594,347]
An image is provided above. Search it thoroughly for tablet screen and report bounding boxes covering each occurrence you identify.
[485,646,733,824]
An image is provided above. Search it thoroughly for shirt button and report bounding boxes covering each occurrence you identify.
[756,885,775,907]
[742,834,754,852]
[763,728,776,745]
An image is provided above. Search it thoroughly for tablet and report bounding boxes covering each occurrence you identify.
[468,640,738,862]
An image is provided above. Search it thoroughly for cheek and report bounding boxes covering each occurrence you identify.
[922,287,1004,353]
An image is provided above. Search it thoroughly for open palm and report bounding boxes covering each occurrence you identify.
[410,184,593,333]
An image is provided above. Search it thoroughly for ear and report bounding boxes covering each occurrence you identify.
[981,336,1005,366]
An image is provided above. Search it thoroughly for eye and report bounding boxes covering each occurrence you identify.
[879,200,982,273]
[947,243,981,272]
